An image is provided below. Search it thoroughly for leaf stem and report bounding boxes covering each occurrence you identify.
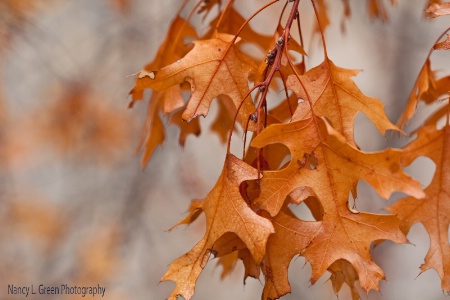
[310,0,328,58]
[231,0,280,44]
[214,0,235,37]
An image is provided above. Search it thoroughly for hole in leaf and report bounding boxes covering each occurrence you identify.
[289,201,316,221]
[403,156,435,189]
[353,112,389,151]
[289,189,323,221]
[240,42,264,61]
[297,152,318,170]
[287,49,303,64]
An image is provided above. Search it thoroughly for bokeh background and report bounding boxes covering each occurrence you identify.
[1,0,449,299]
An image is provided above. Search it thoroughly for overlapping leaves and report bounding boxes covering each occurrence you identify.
[128,1,450,299]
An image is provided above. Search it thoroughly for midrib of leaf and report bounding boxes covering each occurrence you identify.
[435,124,450,267]
[326,59,345,139]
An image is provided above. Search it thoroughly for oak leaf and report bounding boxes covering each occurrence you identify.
[204,6,273,52]
[433,34,450,50]
[328,259,360,300]
[396,59,437,128]
[135,97,165,166]
[397,59,450,129]
[168,199,203,231]
[287,59,398,146]
[210,95,238,143]
[261,206,322,300]
[251,116,424,291]
[130,16,197,106]
[422,102,450,127]
[210,232,261,282]
[388,123,450,291]
[130,16,197,165]
[162,154,274,300]
[169,108,201,146]
[426,2,450,18]
[133,33,257,128]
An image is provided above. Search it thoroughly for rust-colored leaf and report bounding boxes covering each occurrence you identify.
[135,96,165,167]
[133,33,256,127]
[210,95,237,143]
[328,260,360,300]
[397,59,450,128]
[169,108,201,146]
[388,123,450,291]
[162,154,274,300]
[426,2,450,18]
[130,16,197,165]
[168,199,204,231]
[287,59,399,146]
[252,116,423,292]
[261,206,322,300]
[433,34,450,50]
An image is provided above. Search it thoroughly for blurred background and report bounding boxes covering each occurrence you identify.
[0,0,449,299]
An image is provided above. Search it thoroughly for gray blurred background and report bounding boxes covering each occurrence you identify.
[0,0,449,299]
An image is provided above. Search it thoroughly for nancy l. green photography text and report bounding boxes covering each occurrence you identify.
[7,284,106,297]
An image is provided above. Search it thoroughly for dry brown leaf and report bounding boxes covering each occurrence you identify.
[261,207,322,300]
[161,154,274,300]
[397,59,450,128]
[169,107,201,146]
[328,259,360,300]
[168,199,203,231]
[217,250,239,279]
[426,2,450,17]
[434,34,450,50]
[210,95,238,143]
[135,95,165,166]
[209,232,261,282]
[287,58,399,146]
[129,16,197,165]
[422,103,450,127]
[252,116,423,292]
[205,7,273,51]
[388,123,450,291]
[133,33,257,128]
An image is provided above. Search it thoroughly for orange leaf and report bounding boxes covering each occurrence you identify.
[204,7,274,51]
[426,2,450,18]
[130,16,197,165]
[252,116,423,292]
[287,59,399,145]
[328,259,360,300]
[396,59,437,128]
[210,95,238,143]
[388,123,450,291]
[130,16,197,105]
[434,34,450,50]
[169,108,201,146]
[168,199,203,231]
[161,154,274,300]
[261,207,322,300]
[134,33,257,128]
[135,96,165,167]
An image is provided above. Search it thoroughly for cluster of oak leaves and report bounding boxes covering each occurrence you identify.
[130,1,450,299]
